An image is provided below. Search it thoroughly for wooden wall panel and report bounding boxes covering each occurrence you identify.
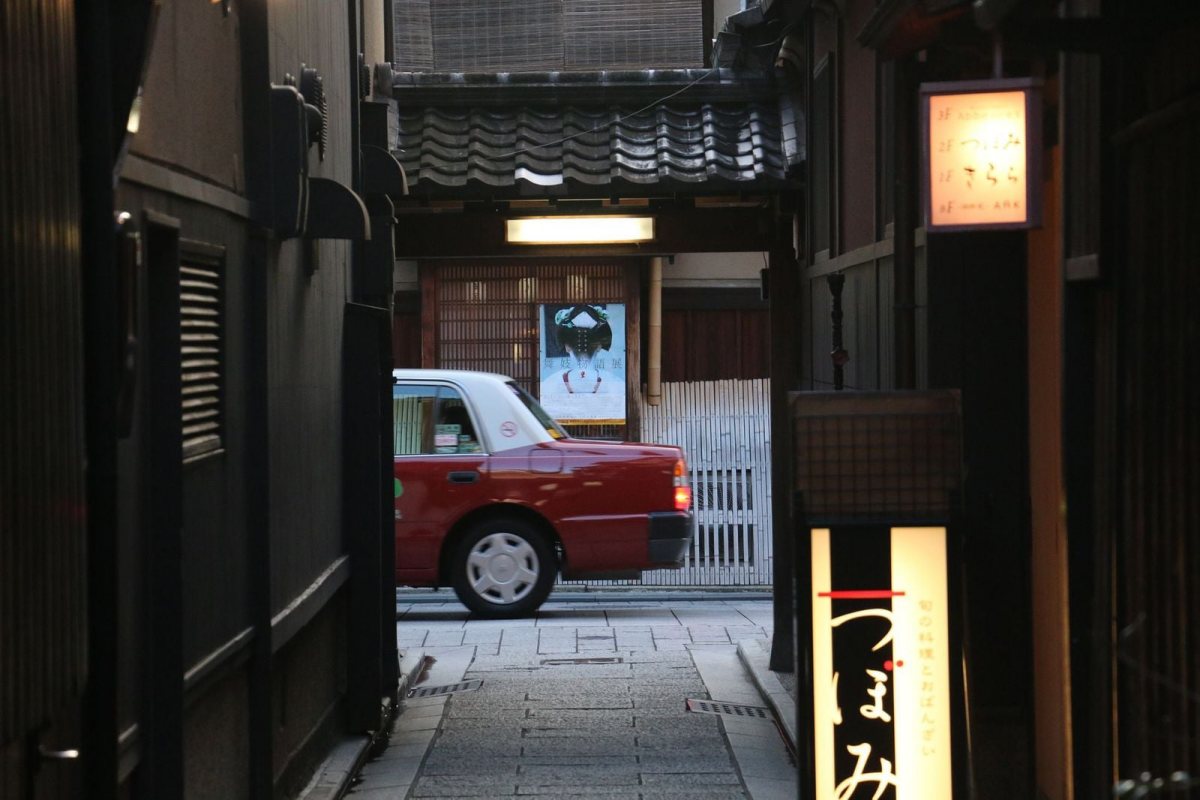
[661,308,768,382]
[0,0,87,749]
[1113,82,1200,788]
[131,0,244,191]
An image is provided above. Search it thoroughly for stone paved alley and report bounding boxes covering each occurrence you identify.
[346,594,796,799]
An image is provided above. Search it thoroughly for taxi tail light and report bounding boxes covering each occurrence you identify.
[673,459,691,511]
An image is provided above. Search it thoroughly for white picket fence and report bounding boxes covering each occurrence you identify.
[561,379,773,588]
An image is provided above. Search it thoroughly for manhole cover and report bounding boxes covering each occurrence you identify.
[539,656,624,666]
[407,679,483,699]
[686,699,771,719]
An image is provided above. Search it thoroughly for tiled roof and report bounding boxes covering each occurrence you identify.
[390,69,794,198]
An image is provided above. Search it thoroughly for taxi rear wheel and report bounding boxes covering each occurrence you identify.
[451,518,556,618]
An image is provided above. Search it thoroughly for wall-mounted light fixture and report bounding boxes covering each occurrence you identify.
[505,215,655,245]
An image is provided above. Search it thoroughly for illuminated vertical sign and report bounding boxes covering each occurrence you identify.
[921,78,1042,232]
[811,527,954,800]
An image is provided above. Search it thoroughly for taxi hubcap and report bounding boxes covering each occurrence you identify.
[466,532,539,605]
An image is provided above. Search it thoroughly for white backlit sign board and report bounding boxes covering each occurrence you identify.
[922,79,1042,232]
[811,526,954,800]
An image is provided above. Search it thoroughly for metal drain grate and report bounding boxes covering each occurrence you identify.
[407,679,483,699]
[540,656,624,666]
[686,698,771,718]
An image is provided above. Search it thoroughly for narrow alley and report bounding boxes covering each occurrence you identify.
[7,1,1198,798]
[346,595,795,799]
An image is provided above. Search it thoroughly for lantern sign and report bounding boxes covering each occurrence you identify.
[811,526,954,800]
[921,78,1042,232]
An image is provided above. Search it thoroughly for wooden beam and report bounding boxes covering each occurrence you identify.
[395,207,773,259]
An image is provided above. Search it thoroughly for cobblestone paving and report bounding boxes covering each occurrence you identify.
[348,598,791,799]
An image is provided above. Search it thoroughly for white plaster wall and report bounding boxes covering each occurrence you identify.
[664,251,766,289]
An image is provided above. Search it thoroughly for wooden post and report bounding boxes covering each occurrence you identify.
[894,55,918,389]
[647,256,663,407]
[625,263,642,441]
[769,202,798,673]
[420,261,437,368]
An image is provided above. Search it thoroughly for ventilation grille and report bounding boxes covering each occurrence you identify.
[685,698,770,718]
[407,678,483,699]
[180,243,224,461]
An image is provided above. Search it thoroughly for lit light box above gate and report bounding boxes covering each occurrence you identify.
[505,215,656,245]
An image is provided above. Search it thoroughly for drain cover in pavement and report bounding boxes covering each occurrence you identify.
[540,656,624,665]
[686,698,771,718]
[407,679,483,699]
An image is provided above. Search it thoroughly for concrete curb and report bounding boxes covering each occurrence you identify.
[296,649,427,800]
[736,639,797,752]
[397,647,428,700]
[397,588,773,609]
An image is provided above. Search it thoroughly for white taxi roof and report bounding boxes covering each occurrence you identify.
[391,368,555,451]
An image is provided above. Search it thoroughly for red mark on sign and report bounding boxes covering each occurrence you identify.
[500,421,517,438]
[884,659,905,671]
[818,590,906,600]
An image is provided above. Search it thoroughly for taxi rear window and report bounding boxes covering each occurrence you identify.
[506,382,568,440]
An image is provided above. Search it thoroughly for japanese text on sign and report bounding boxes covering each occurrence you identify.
[811,527,954,800]
[927,90,1029,227]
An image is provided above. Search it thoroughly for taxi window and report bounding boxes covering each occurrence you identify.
[433,391,482,454]
[393,384,483,455]
[506,382,568,440]
[393,385,437,455]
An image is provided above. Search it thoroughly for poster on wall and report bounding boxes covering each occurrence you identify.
[538,303,626,425]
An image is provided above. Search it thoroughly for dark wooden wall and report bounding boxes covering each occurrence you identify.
[661,287,769,382]
[1,0,87,796]
[661,308,769,382]
[393,293,422,368]
[99,0,398,796]
[1102,17,1200,789]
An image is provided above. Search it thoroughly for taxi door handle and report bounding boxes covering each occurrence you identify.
[447,471,479,484]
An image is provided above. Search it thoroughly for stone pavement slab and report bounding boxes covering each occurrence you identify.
[349,597,793,799]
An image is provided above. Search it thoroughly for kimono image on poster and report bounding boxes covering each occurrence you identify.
[538,303,626,424]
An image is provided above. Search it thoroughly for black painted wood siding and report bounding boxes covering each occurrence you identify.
[0,0,87,745]
[1112,69,1200,787]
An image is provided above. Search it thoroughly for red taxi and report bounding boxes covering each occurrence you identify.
[392,369,693,617]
